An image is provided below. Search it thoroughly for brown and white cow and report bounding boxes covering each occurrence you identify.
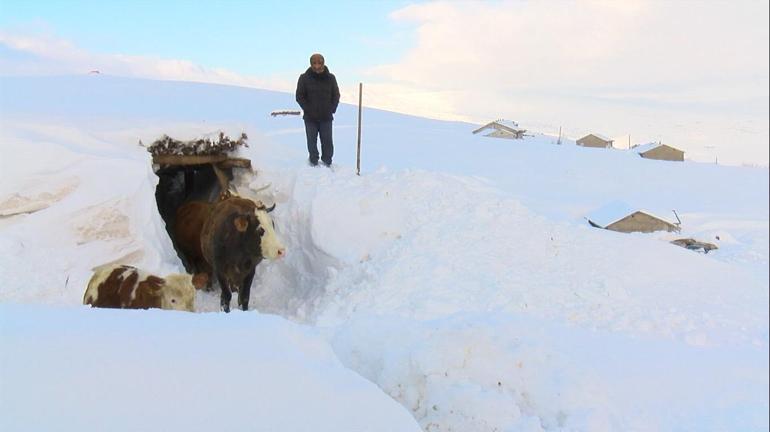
[200,197,285,312]
[83,264,202,312]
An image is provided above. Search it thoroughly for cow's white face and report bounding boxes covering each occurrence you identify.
[254,209,285,259]
[161,274,196,312]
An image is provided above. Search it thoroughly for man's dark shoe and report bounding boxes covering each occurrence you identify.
[309,159,319,167]
[321,160,332,168]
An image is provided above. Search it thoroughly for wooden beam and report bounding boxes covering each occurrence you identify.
[216,158,252,170]
[152,154,229,166]
[152,154,253,170]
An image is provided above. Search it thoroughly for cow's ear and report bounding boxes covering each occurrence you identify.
[234,216,249,232]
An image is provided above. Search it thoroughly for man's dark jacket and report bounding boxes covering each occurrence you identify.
[296,66,340,122]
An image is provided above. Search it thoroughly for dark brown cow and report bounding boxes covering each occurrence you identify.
[83,264,202,312]
[201,197,285,312]
[174,200,214,289]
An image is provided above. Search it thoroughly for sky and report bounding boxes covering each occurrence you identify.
[1,0,768,165]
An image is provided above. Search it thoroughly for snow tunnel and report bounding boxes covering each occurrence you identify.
[152,153,252,273]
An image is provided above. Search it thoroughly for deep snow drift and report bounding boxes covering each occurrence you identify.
[1,75,768,431]
[0,305,421,432]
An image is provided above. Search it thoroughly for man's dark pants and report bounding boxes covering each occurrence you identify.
[304,119,333,166]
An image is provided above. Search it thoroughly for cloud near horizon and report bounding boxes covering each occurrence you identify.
[362,0,768,120]
[0,31,295,93]
[0,30,471,123]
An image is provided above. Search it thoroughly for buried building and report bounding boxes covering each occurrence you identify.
[472,119,527,139]
[576,133,614,149]
[587,201,681,234]
[632,142,685,162]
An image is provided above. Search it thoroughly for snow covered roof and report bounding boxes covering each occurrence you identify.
[633,142,685,155]
[632,142,663,154]
[472,119,525,135]
[495,119,521,129]
[586,201,678,228]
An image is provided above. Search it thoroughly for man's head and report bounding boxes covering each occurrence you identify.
[310,53,325,74]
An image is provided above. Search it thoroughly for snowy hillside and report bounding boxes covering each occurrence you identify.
[1,75,768,431]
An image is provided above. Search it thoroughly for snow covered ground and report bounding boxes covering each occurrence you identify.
[1,75,768,431]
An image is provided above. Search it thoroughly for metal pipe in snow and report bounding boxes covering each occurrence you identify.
[357,82,362,176]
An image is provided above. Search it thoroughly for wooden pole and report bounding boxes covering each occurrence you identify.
[356,82,363,176]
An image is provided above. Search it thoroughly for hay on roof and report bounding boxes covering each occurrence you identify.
[144,132,249,157]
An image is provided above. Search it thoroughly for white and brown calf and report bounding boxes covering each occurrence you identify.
[83,264,202,312]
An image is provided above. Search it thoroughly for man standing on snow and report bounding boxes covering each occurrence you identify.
[296,53,340,167]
